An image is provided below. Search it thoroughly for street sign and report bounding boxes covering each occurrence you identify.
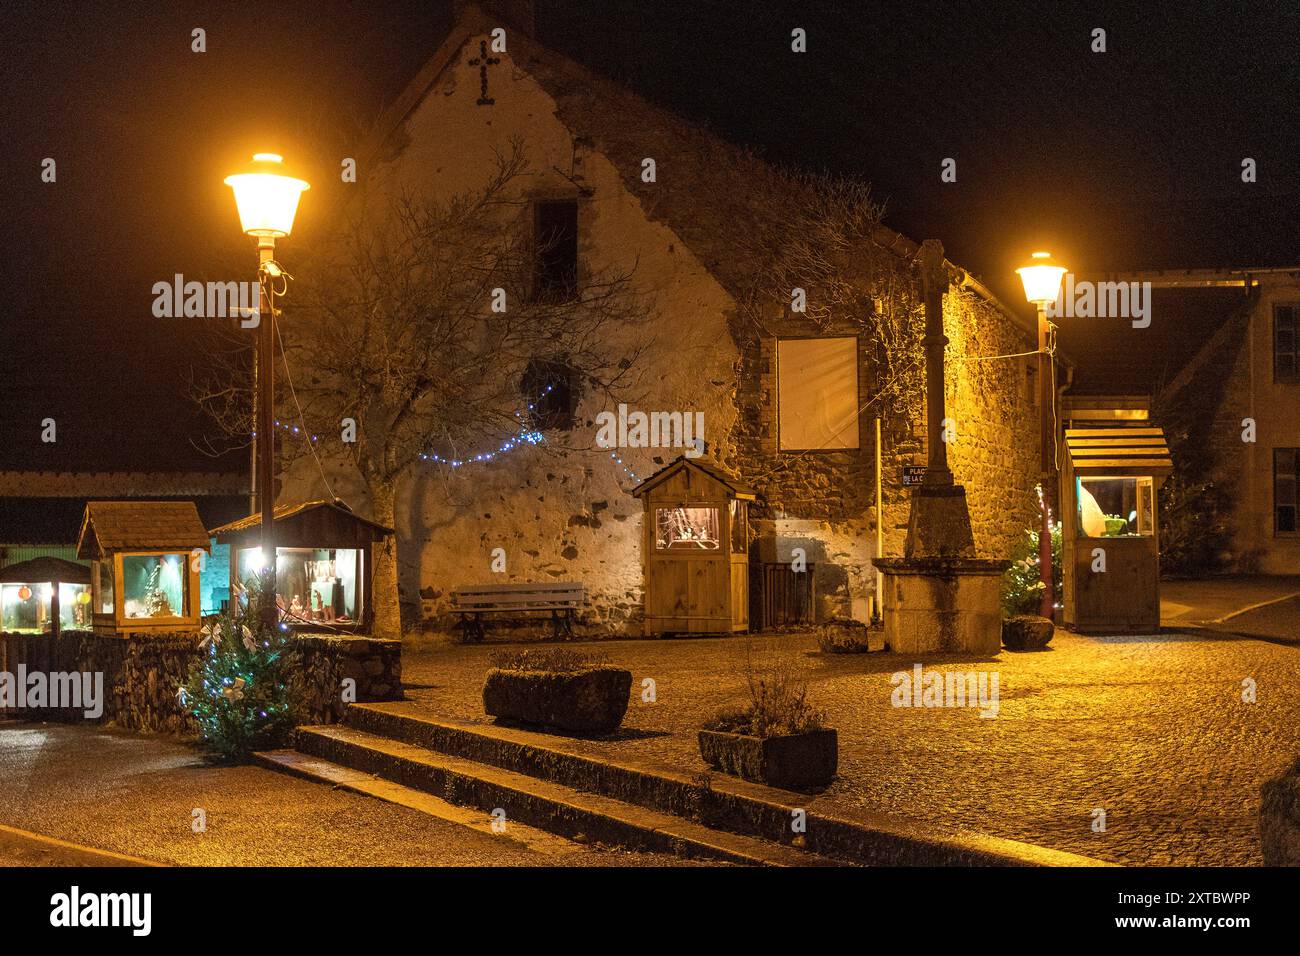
[902,465,927,486]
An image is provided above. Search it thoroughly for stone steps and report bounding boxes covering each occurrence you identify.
[283,723,833,866]
[338,702,1112,866]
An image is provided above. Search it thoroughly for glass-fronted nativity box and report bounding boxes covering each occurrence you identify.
[1060,398,1173,633]
[208,500,393,631]
[632,457,755,636]
[0,557,92,635]
[76,501,209,634]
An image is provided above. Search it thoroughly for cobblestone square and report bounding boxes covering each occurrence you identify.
[400,627,1299,865]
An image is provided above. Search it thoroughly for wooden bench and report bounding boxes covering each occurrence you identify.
[450,581,586,642]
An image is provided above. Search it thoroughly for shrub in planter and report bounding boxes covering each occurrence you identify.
[698,649,836,790]
[482,648,631,734]
[816,617,875,654]
[1002,614,1054,651]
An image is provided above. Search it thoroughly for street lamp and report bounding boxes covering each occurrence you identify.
[225,153,309,627]
[1017,251,1067,620]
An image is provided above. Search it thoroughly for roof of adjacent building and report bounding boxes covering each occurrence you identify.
[0,556,91,585]
[0,471,247,498]
[77,500,213,559]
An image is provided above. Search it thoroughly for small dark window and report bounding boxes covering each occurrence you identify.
[1276,447,1298,534]
[533,200,578,301]
[1026,362,1038,406]
[1276,305,1299,382]
[521,358,580,431]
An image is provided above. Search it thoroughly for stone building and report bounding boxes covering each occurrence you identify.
[281,1,1043,632]
[1151,270,1300,574]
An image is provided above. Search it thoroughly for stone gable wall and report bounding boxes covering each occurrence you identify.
[282,27,1041,633]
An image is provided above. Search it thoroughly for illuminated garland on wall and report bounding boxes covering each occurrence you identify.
[263,384,641,481]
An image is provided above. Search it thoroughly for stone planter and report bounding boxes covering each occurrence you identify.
[483,666,632,734]
[816,618,877,654]
[698,728,838,790]
[1002,615,1054,651]
[1260,758,1300,865]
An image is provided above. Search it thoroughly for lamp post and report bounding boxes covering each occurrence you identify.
[225,153,309,628]
[1016,251,1067,620]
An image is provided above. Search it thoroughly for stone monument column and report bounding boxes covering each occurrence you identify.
[874,240,1008,655]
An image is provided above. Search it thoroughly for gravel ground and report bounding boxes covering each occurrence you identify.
[399,628,1300,866]
[0,723,696,867]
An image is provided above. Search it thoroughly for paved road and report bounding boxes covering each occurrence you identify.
[0,723,687,867]
[1162,575,1300,629]
[1205,595,1300,644]
[0,824,154,866]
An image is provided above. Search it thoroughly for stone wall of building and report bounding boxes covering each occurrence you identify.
[280,24,740,634]
[1154,276,1300,575]
[1231,280,1300,573]
[280,21,1042,634]
[728,279,1040,622]
[0,630,401,733]
[943,287,1043,559]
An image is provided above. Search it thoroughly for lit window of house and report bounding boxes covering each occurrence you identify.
[1276,304,1299,382]
[1276,448,1299,534]
[776,337,860,451]
[533,200,578,301]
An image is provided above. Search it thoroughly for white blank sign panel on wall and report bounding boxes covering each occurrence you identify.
[777,336,860,450]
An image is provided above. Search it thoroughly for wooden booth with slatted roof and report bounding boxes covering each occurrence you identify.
[1059,396,1174,633]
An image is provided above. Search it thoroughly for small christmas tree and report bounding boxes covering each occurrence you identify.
[141,561,174,617]
[1001,486,1063,617]
[182,573,304,761]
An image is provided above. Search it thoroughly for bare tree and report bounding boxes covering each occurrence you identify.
[266,140,646,635]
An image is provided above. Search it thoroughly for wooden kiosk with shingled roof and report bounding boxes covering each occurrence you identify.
[77,501,210,635]
[631,456,756,636]
[1059,396,1174,633]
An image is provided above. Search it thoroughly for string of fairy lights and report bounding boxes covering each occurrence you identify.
[267,382,642,482]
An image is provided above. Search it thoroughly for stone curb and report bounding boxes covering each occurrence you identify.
[345,702,1115,867]
[290,724,828,866]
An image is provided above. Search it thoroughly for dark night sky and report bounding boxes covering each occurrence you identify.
[1,0,1297,471]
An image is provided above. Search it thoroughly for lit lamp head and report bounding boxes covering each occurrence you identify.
[224,153,310,239]
[1016,251,1067,306]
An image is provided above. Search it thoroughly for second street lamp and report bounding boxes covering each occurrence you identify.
[1016,251,1067,620]
[224,153,309,628]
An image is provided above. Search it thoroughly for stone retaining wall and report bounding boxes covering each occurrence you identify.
[0,630,402,734]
